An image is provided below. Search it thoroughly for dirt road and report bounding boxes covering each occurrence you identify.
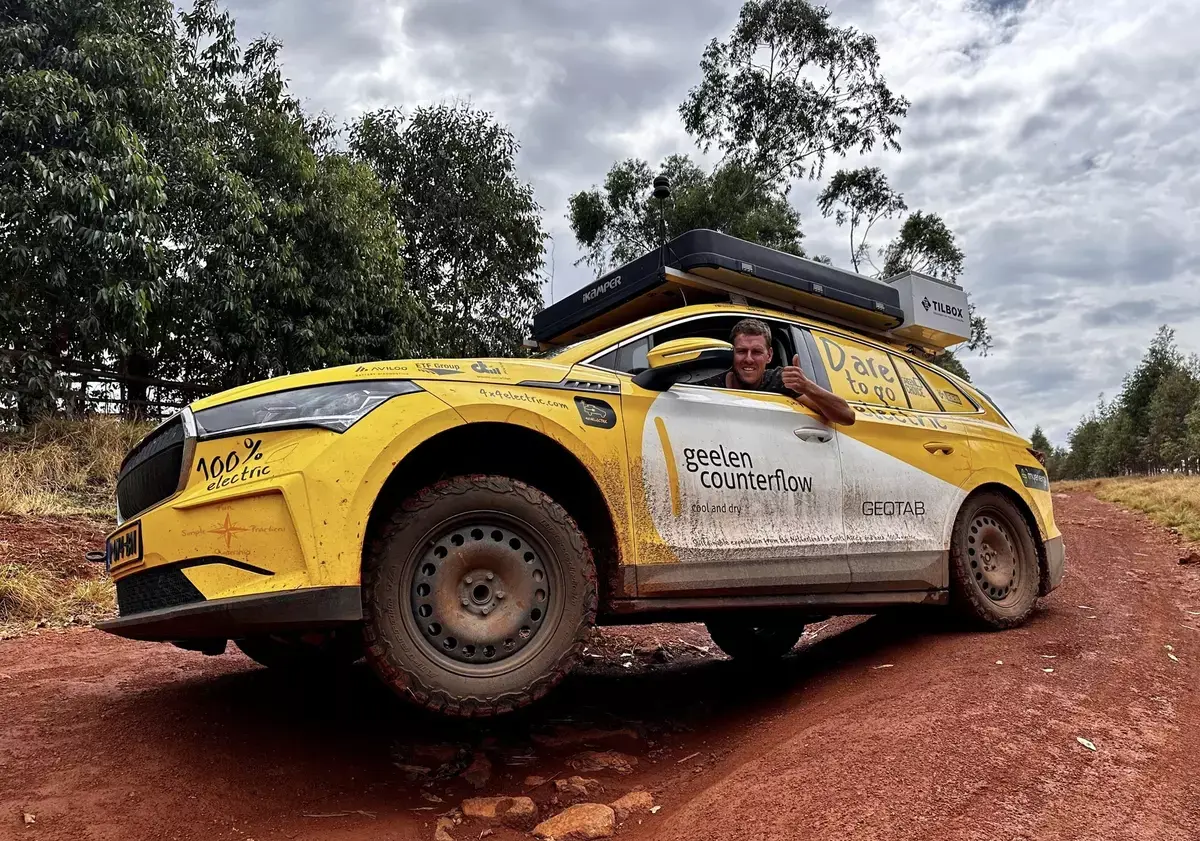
[3,492,1199,841]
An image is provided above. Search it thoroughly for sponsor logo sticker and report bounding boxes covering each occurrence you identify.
[1016,464,1050,491]
[574,397,616,429]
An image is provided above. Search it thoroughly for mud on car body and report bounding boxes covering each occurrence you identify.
[99,229,1064,716]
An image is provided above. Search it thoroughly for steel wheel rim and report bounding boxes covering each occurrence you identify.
[402,510,562,678]
[966,507,1024,605]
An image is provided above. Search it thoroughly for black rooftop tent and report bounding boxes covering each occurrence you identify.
[532,229,905,347]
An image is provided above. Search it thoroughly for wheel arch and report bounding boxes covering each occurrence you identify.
[958,482,1051,597]
[362,422,626,608]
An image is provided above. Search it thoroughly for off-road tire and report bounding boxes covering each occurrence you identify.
[705,618,806,662]
[234,631,362,671]
[362,474,597,717]
[949,492,1040,629]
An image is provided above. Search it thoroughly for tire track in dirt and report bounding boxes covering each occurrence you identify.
[1,492,1198,841]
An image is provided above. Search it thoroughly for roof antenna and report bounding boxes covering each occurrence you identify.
[653,174,671,268]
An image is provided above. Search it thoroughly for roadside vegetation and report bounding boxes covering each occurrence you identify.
[1034,326,1200,481]
[0,418,138,636]
[0,417,148,518]
[1055,475,1200,543]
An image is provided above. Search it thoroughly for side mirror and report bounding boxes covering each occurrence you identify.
[632,337,733,391]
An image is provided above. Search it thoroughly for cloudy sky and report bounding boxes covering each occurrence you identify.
[213,0,1200,445]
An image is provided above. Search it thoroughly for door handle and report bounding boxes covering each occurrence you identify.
[794,428,833,443]
[924,442,955,455]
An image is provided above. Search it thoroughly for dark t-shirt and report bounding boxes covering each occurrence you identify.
[694,367,798,397]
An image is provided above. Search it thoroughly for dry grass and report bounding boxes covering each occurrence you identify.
[0,417,150,518]
[0,562,114,638]
[1060,475,1200,543]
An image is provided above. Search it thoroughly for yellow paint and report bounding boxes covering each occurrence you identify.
[108,300,1060,614]
[653,416,682,517]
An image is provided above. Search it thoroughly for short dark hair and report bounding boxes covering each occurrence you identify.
[730,318,772,345]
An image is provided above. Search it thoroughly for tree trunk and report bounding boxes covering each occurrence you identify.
[123,351,152,422]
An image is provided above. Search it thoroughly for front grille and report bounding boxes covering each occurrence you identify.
[116,566,205,616]
[117,415,185,518]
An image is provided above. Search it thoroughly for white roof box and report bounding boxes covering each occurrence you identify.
[884,270,971,350]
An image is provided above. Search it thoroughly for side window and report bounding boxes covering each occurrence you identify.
[809,329,906,408]
[915,365,977,413]
[589,314,796,381]
[889,355,941,412]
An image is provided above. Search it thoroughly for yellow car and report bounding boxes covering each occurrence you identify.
[99,230,1064,716]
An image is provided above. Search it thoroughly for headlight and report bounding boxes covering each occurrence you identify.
[194,381,422,438]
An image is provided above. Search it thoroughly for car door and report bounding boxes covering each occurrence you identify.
[803,326,974,592]
[590,313,850,597]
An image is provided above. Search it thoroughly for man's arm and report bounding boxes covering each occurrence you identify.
[781,355,856,426]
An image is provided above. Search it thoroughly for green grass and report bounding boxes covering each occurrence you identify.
[1059,475,1200,543]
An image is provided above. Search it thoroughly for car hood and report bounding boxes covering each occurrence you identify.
[189,357,574,411]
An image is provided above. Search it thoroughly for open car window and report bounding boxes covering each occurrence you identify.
[587,314,798,385]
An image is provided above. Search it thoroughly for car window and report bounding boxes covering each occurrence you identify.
[588,314,796,382]
[888,355,941,412]
[915,364,977,413]
[808,329,906,408]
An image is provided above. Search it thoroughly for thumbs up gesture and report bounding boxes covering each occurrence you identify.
[781,354,812,395]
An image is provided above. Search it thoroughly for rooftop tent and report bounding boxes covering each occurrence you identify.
[532,229,906,347]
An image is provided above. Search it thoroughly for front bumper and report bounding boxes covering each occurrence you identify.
[96,586,362,642]
[1041,534,1065,595]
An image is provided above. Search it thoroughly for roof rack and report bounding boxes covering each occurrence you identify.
[531,229,970,352]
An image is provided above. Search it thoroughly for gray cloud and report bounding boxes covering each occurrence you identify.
[207,0,1200,446]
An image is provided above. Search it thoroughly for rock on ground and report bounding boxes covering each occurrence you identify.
[461,752,492,789]
[460,796,538,830]
[532,803,616,841]
[555,776,602,801]
[434,816,457,841]
[610,789,655,822]
[567,750,638,775]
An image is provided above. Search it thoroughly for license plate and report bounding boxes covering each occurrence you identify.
[105,521,143,571]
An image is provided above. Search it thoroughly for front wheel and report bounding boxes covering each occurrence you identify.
[948,492,1040,629]
[362,475,597,717]
[705,618,806,662]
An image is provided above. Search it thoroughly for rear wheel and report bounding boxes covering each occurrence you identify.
[362,475,597,717]
[949,492,1040,629]
[705,618,806,662]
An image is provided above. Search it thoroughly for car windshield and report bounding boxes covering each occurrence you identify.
[532,338,592,359]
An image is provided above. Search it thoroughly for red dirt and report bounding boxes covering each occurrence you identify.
[2,492,1199,841]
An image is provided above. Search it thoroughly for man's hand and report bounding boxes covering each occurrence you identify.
[781,354,812,395]
[783,354,856,426]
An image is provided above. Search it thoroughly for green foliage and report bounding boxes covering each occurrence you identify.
[679,0,908,191]
[1,0,175,419]
[350,103,547,358]
[1053,326,1200,479]
[816,167,906,274]
[3,0,548,423]
[818,166,991,372]
[568,154,804,272]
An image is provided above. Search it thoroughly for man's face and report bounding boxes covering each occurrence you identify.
[731,333,772,387]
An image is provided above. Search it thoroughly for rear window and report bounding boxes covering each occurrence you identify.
[889,356,941,412]
[916,365,977,413]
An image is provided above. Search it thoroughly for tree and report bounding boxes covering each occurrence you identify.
[352,104,548,358]
[680,0,909,194]
[1,0,176,420]
[2,0,425,420]
[815,167,905,274]
[1144,361,1199,471]
[1029,425,1052,454]
[568,154,806,272]
[817,167,991,375]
